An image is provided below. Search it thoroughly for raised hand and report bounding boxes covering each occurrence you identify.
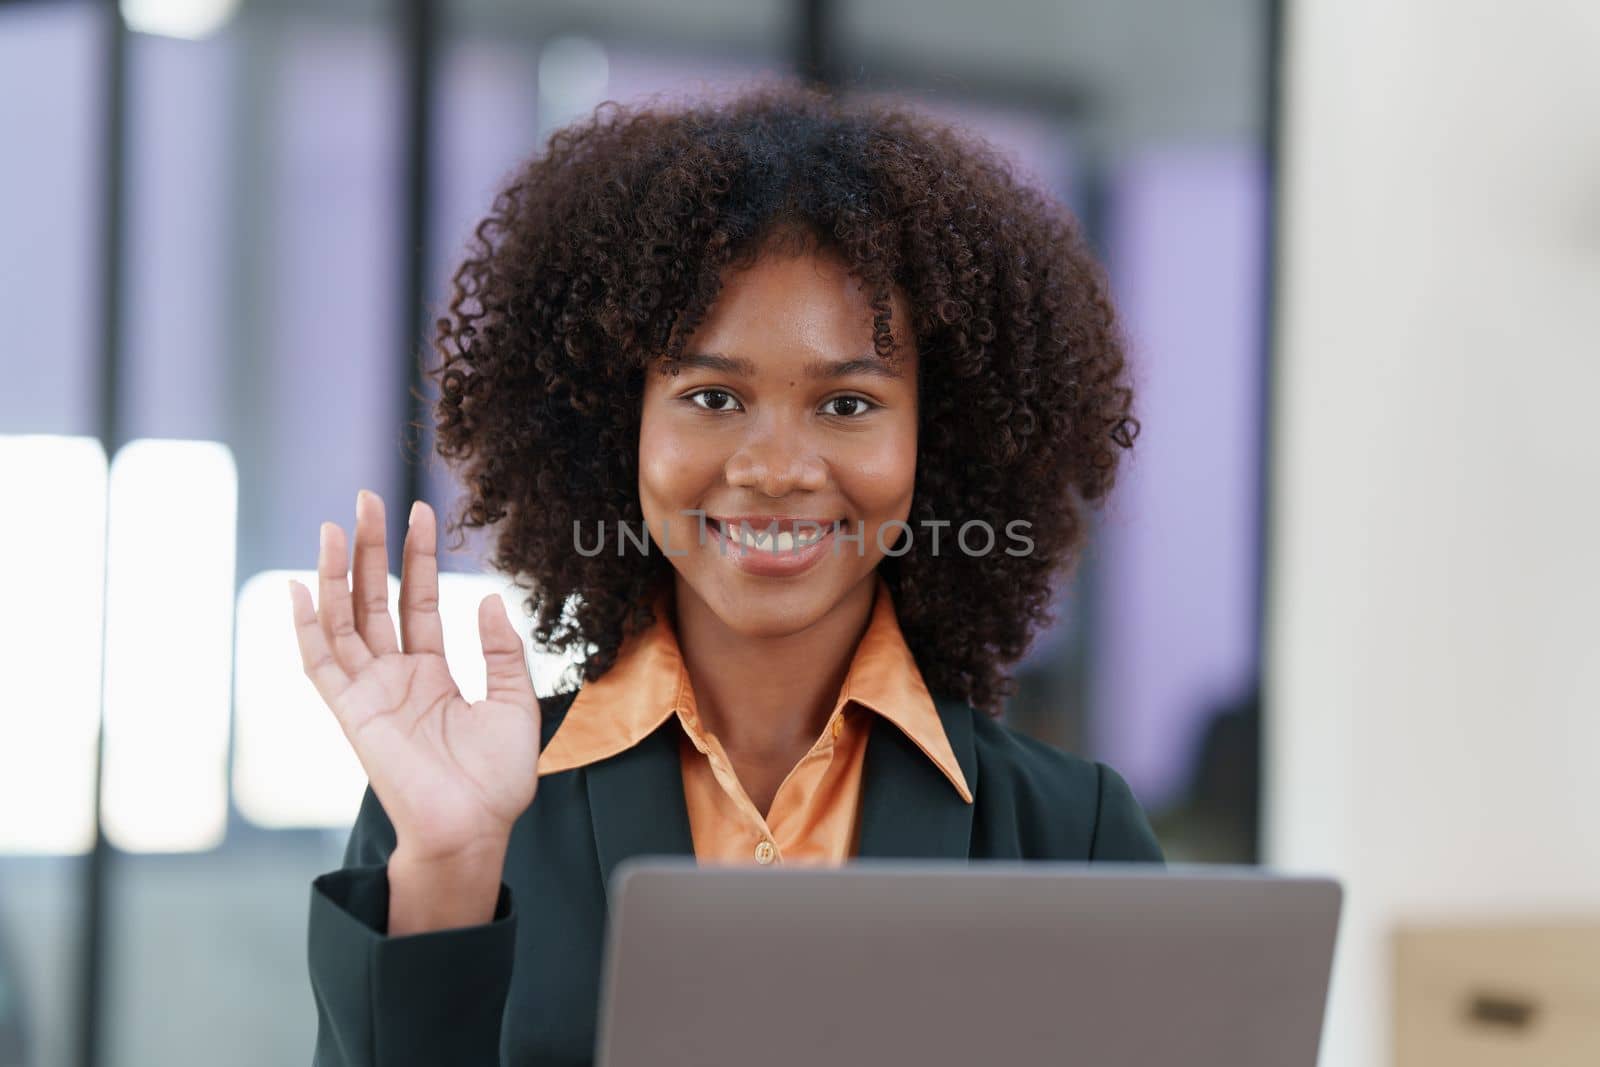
[288,491,541,928]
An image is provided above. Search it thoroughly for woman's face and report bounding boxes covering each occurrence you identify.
[638,247,920,638]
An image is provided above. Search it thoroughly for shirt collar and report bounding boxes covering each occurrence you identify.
[536,573,973,804]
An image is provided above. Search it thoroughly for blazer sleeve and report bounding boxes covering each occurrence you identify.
[308,783,518,1067]
[1088,762,1166,863]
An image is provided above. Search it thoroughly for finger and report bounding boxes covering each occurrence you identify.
[350,489,400,656]
[288,578,352,712]
[479,593,536,710]
[318,521,375,674]
[399,500,447,656]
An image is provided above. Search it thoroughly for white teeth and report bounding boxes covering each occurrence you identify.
[727,523,830,552]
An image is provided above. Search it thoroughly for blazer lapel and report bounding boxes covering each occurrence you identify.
[855,693,979,859]
[584,721,696,894]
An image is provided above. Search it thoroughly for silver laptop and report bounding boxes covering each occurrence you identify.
[595,860,1342,1067]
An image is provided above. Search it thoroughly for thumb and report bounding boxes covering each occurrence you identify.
[479,593,534,708]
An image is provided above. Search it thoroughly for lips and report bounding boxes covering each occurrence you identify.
[701,514,847,577]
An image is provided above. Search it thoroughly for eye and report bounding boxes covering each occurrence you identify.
[821,395,877,418]
[686,388,743,413]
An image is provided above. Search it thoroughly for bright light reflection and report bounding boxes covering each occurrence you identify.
[101,439,236,853]
[0,436,107,855]
[120,0,240,40]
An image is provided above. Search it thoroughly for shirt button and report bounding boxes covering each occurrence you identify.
[831,716,844,739]
[754,840,776,865]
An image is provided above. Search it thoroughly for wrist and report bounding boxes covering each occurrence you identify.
[386,838,509,936]
[391,831,510,874]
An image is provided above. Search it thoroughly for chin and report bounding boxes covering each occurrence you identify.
[690,573,848,638]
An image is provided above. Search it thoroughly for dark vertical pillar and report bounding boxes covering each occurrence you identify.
[398,0,439,552]
[80,2,129,1064]
[795,0,837,90]
[1251,0,1288,864]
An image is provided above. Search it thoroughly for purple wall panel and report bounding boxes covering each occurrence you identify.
[121,31,234,444]
[258,21,405,571]
[0,3,101,436]
[423,38,540,573]
[1092,146,1265,808]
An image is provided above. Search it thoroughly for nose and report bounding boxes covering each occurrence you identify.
[724,422,827,498]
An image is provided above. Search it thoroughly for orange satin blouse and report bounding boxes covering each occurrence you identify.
[536,574,972,865]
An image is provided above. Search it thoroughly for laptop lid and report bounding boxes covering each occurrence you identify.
[595,860,1341,1067]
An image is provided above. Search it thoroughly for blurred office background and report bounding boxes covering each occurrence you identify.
[1,0,1595,1065]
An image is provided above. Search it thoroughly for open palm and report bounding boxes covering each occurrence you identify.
[288,491,541,863]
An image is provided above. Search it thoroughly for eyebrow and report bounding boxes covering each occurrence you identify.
[677,351,904,380]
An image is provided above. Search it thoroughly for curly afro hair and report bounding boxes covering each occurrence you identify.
[427,82,1137,717]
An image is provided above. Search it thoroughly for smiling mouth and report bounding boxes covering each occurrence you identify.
[705,516,845,553]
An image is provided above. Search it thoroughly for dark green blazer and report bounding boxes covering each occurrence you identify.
[308,689,1164,1067]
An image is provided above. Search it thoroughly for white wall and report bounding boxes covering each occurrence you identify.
[1266,2,1600,1065]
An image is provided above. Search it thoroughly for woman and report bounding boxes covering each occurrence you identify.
[294,84,1162,1067]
